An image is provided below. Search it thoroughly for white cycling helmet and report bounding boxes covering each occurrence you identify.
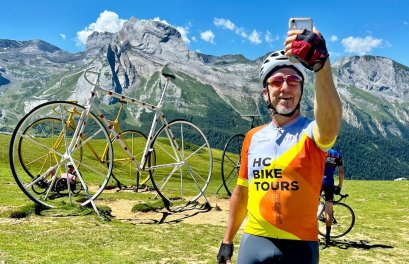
[259,50,307,86]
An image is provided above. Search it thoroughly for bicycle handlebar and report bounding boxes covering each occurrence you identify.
[232,114,260,128]
[84,68,101,86]
[326,193,349,203]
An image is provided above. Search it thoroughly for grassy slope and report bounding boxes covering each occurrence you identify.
[0,134,408,263]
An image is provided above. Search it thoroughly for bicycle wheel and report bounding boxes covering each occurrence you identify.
[18,117,83,180]
[9,101,113,208]
[221,134,245,196]
[54,178,82,196]
[318,202,355,238]
[148,119,212,209]
[111,130,154,188]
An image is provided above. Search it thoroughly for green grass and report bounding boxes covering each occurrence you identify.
[1,133,409,263]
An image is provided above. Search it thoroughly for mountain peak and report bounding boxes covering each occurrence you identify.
[114,18,188,57]
[334,55,409,100]
[0,39,61,54]
[84,17,189,63]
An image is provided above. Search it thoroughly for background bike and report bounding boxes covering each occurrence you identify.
[317,193,355,239]
[9,67,213,211]
[220,115,261,196]
[18,99,152,192]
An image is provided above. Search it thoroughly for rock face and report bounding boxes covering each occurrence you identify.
[1,17,409,180]
[74,18,262,113]
[1,17,409,135]
[334,56,409,100]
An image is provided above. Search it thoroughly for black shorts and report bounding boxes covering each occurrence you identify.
[321,185,334,202]
[237,233,319,264]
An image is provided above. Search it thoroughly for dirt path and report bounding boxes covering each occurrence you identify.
[99,196,231,226]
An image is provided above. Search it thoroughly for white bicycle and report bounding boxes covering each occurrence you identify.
[9,68,213,212]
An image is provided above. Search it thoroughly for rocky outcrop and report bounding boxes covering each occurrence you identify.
[334,56,409,100]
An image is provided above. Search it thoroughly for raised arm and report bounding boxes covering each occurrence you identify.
[314,59,342,145]
[284,28,342,145]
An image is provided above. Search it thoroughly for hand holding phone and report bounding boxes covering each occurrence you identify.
[287,17,329,72]
[288,17,313,63]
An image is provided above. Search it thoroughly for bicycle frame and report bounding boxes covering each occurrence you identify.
[79,69,179,175]
[10,67,213,212]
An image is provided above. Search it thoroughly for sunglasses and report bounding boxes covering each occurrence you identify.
[267,74,303,87]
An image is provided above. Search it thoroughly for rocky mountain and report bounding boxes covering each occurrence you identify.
[1,17,409,180]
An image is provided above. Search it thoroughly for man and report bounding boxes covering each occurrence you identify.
[217,27,342,263]
[60,162,77,184]
[322,148,345,245]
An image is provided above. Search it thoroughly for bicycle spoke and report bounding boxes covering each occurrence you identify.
[111,130,150,188]
[155,165,182,192]
[19,133,65,159]
[225,167,239,185]
[149,120,212,209]
[221,134,244,196]
[224,152,239,166]
[10,101,113,209]
[182,143,207,162]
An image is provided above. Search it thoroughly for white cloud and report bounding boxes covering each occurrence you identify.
[76,10,126,46]
[330,35,338,42]
[200,30,215,44]
[214,17,263,44]
[153,17,170,25]
[249,30,261,44]
[154,17,191,44]
[191,36,197,42]
[329,51,342,58]
[341,36,382,55]
[176,26,190,44]
[59,33,66,40]
[214,18,235,30]
[265,31,279,43]
[236,27,247,38]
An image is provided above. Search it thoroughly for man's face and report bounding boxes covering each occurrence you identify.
[263,68,302,115]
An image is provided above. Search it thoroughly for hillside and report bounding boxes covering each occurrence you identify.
[1,17,409,180]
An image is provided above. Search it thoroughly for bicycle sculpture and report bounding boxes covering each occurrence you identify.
[220,115,260,196]
[9,68,213,212]
[317,193,355,239]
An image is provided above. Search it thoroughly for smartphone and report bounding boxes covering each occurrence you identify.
[288,17,313,63]
[288,17,313,31]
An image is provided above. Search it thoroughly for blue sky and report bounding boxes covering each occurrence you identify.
[1,0,408,66]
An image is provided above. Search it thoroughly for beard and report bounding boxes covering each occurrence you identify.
[275,105,296,115]
[273,98,300,115]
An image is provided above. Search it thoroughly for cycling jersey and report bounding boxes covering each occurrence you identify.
[322,149,343,186]
[238,116,335,241]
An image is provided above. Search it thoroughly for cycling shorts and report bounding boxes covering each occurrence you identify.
[321,185,334,202]
[237,233,319,264]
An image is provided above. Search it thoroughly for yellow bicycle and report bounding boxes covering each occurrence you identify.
[17,100,153,192]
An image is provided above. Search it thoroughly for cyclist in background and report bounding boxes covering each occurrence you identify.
[217,26,342,264]
[321,148,345,245]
